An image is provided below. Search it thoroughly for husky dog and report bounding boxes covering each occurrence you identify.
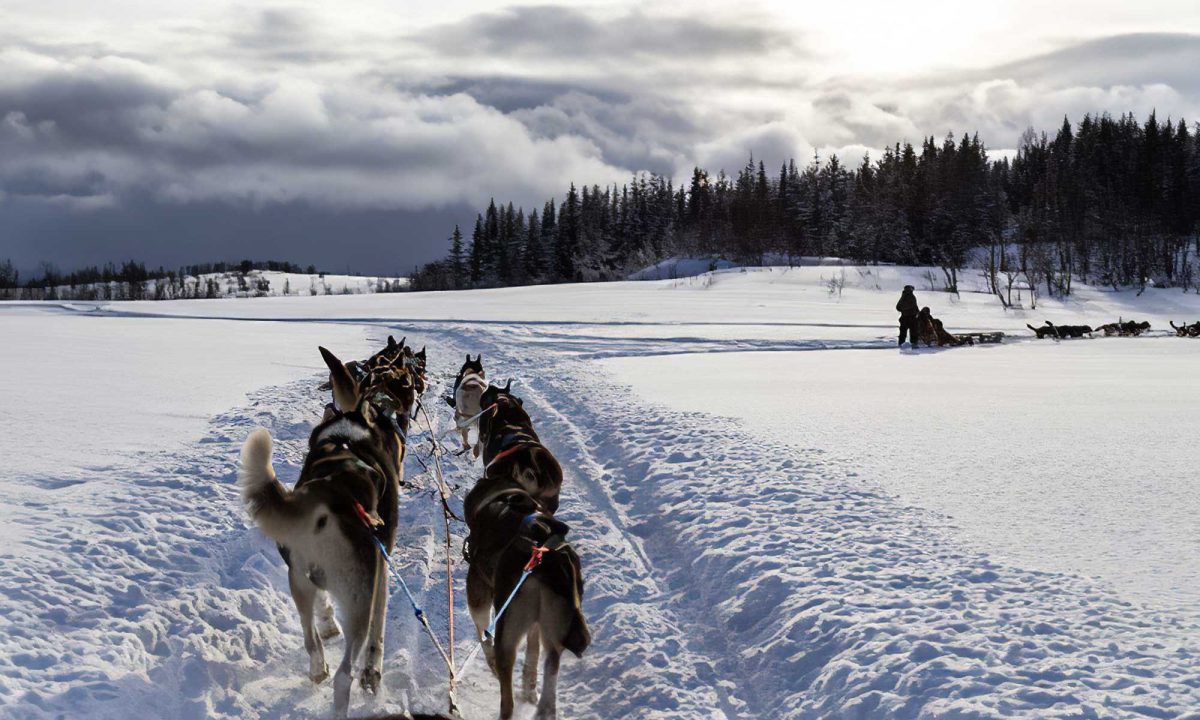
[341,335,428,439]
[238,347,405,717]
[319,335,406,391]
[475,381,562,514]
[1050,322,1094,338]
[464,382,587,719]
[464,485,589,720]
[1027,321,1059,339]
[445,354,487,456]
[1170,320,1200,337]
[1097,319,1151,336]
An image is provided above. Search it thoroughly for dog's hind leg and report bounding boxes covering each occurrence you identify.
[359,553,388,695]
[314,589,341,640]
[496,591,539,717]
[534,647,560,720]
[467,568,497,674]
[495,620,521,719]
[288,568,329,683]
[521,623,541,704]
[332,595,370,719]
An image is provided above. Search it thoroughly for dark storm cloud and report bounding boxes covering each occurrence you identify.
[0,0,1197,275]
[0,63,172,151]
[420,5,798,60]
[1,191,471,275]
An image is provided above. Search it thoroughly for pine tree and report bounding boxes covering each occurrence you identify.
[556,184,579,281]
[448,224,466,289]
[469,215,484,285]
[524,209,543,281]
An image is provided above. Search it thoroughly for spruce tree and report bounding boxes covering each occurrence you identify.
[448,224,466,289]
[469,215,484,285]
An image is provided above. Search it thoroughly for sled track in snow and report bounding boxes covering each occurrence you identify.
[6,314,1200,720]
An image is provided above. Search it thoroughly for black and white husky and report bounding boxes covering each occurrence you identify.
[238,347,405,717]
[446,354,487,456]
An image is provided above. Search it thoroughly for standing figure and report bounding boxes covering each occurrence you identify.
[896,285,920,348]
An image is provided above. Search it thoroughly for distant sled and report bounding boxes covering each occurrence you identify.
[955,331,1004,344]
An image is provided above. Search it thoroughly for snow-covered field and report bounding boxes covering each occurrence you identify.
[3,264,1200,719]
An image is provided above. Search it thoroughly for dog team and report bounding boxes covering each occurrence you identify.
[237,336,589,719]
[897,284,1181,344]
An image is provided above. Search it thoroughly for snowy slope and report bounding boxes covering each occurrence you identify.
[20,270,408,301]
[3,263,1200,720]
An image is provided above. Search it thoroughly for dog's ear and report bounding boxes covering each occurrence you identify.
[320,346,360,413]
[356,397,376,426]
[465,353,471,362]
[387,335,397,350]
[417,346,426,360]
[503,379,512,392]
[475,354,482,363]
[516,397,524,406]
[399,336,406,349]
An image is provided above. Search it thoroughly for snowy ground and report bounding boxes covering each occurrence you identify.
[3,264,1200,720]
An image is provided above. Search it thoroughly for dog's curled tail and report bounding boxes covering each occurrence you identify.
[238,429,295,542]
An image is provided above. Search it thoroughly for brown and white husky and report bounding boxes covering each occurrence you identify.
[238,347,405,717]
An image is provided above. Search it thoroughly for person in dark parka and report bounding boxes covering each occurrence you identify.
[896,285,920,347]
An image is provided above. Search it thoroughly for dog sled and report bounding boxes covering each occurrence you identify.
[954,331,1004,345]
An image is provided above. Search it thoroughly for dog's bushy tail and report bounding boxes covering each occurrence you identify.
[238,429,300,542]
[558,550,591,658]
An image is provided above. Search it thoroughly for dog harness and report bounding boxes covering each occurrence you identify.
[483,513,571,642]
[483,429,541,472]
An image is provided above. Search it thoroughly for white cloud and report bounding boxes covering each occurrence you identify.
[0,2,1197,218]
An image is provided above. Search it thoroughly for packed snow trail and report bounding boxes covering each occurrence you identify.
[5,272,1200,719]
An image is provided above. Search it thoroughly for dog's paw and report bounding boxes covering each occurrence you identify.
[359,667,381,695]
[520,687,539,704]
[309,664,330,684]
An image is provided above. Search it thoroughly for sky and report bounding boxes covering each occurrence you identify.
[2,1,1199,274]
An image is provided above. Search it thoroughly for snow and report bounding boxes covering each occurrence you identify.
[0,305,373,479]
[3,262,1200,720]
[601,339,1200,614]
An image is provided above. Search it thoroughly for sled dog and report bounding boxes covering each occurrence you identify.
[1170,320,1200,337]
[1097,320,1151,336]
[238,347,405,717]
[464,382,587,719]
[1027,321,1059,339]
[1047,321,1093,338]
[445,354,487,456]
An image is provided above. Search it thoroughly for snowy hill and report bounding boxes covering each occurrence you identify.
[4,269,408,302]
[3,262,1200,719]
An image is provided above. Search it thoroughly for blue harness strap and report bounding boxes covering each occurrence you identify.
[353,502,453,673]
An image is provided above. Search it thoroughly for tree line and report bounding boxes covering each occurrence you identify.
[411,111,1200,299]
[0,259,340,301]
